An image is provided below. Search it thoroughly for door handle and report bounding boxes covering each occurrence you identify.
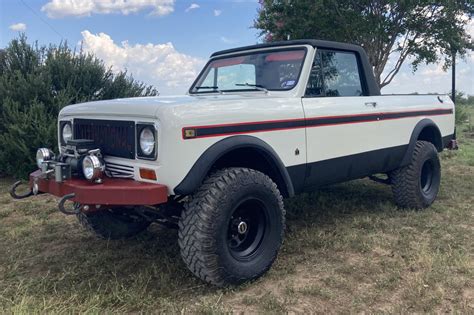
[365,102,377,108]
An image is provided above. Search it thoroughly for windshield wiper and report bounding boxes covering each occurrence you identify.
[196,86,219,90]
[194,86,222,94]
[235,83,268,93]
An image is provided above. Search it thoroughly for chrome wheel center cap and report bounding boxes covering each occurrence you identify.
[237,221,248,234]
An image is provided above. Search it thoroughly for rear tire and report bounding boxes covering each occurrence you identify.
[391,141,441,209]
[77,208,150,239]
[178,168,285,286]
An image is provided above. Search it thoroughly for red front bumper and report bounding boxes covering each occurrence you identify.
[29,170,168,206]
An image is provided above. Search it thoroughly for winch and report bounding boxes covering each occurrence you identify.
[34,139,106,185]
[10,139,106,201]
[10,139,108,215]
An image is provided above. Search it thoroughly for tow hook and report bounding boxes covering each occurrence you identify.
[9,181,34,200]
[58,193,81,215]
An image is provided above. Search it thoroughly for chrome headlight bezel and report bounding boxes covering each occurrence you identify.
[136,124,157,160]
[60,121,73,145]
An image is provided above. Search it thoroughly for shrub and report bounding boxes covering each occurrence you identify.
[0,35,158,178]
[455,105,469,127]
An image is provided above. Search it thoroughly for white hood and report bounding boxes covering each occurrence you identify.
[58,93,282,120]
[60,95,196,119]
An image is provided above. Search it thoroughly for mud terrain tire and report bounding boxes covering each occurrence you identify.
[391,141,441,209]
[178,168,285,286]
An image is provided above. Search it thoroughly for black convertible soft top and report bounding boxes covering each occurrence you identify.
[211,39,381,96]
[211,39,361,57]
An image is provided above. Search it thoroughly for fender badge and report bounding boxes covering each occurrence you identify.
[184,129,196,139]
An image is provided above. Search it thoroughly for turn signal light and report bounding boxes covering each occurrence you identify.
[139,168,157,181]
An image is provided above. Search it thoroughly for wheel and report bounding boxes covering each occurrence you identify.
[391,141,441,209]
[178,168,285,286]
[77,208,151,239]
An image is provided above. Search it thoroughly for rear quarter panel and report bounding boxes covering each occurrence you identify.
[373,94,455,149]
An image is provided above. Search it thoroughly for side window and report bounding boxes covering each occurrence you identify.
[306,50,364,97]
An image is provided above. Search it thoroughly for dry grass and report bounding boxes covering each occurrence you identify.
[1,111,473,313]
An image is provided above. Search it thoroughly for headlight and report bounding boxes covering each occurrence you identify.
[139,127,155,156]
[82,155,104,181]
[36,148,54,169]
[61,122,73,144]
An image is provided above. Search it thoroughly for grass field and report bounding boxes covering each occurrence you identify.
[1,109,473,313]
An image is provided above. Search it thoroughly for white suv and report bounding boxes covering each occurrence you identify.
[11,39,456,286]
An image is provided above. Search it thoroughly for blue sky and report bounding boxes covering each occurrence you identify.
[1,0,472,95]
[1,0,261,59]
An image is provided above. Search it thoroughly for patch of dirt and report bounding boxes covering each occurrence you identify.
[463,288,474,310]
[223,266,329,313]
[224,252,373,313]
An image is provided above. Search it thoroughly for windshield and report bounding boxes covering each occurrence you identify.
[190,48,307,94]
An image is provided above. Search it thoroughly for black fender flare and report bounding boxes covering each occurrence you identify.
[174,135,295,197]
[400,118,442,167]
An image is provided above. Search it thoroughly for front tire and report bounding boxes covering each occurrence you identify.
[178,168,285,286]
[391,141,441,209]
[77,208,151,239]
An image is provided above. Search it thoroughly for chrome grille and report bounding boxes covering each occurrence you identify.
[105,161,134,178]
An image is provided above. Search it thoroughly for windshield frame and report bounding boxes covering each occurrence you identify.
[189,47,308,94]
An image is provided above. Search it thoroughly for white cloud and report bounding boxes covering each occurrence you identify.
[9,23,27,31]
[80,30,204,95]
[420,63,445,76]
[185,3,200,12]
[466,19,474,62]
[41,0,175,18]
[461,14,473,36]
[381,22,474,97]
[213,9,222,16]
[382,60,473,95]
[220,36,236,44]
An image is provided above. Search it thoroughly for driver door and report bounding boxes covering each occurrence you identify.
[302,49,380,188]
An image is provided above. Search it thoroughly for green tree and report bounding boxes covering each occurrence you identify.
[255,0,473,88]
[450,90,474,106]
[0,35,158,178]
